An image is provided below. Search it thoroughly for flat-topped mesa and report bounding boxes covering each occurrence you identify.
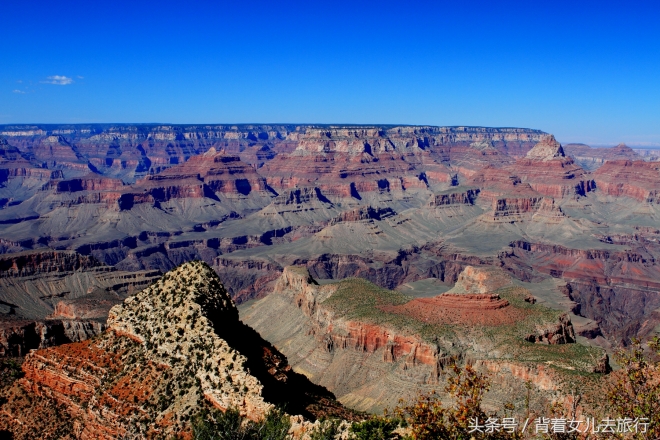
[429,265,512,310]
[593,160,660,203]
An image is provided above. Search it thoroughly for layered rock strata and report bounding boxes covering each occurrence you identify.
[0,261,348,439]
[593,160,660,203]
[240,266,606,413]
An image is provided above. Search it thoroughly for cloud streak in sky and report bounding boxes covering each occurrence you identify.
[12,90,26,94]
[41,75,73,85]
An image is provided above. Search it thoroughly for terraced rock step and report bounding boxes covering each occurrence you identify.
[240,265,608,413]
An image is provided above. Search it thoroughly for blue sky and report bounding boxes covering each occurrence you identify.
[2,0,659,145]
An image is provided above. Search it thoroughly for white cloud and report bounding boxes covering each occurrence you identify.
[12,89,26,94]
[16,80,22,84]
[41,75,74,85]
[77,75,84,79]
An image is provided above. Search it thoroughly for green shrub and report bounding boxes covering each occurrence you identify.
[308,418,342,440]
[349,416,400,440]
[192,407,291,440]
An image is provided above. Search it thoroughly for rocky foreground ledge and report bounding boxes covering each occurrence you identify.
[0,261,352,439]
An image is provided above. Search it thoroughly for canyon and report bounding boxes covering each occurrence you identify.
[0,123,659,435]
[240,265,605,413]
[0,124,658,347]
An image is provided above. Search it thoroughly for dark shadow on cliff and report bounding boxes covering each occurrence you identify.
[208,315,360,421]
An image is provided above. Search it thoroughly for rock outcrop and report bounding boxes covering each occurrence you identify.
[447,265,513,293]
[500,239,660,342]
[428,188,480,207]
[0,261,348,439]
[524,135,566,161]
[0,250,102,278]
[524,313,576,344]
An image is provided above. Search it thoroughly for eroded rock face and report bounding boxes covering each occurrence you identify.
[0,261,348,439]
[525,313,576,344]
[0,250,102,278]
[500,240,660,342]
[524,135,565,161]
[106,261,270,422]
[448,265,513,294]
[593,160,660,203]
[241,266,607,413]
[428,188,480,207]
[564,143,641,171]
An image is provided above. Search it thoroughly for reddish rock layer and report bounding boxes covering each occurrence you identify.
[1,262,351,439]
[500,239,660,342]
[428,189,480,206]
[380,294,518,326]
[593,160,660,203]
[51,175,124,192]
[0,250,102,278]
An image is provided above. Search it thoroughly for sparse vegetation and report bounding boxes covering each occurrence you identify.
[349,416,400,439]
[192,407,291,440]
[605,337,660,439]
[307,418,344,440]
[394,360,518,440]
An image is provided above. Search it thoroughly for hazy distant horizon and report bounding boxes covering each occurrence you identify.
[1,120,659,149]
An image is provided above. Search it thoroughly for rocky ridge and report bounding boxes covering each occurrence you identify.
[0,261,350,439]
